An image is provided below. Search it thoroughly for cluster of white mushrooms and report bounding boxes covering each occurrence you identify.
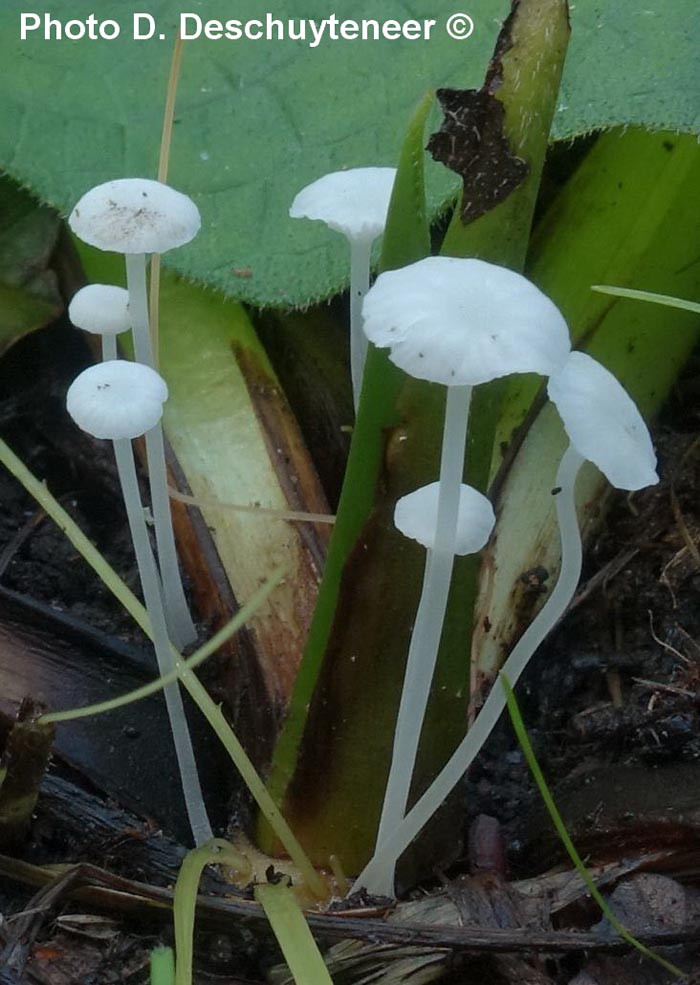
[291,169,660,896]
[62,165,660,881]
[66,178,212,846]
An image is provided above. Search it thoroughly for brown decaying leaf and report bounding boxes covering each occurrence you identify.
[428,88,529,224]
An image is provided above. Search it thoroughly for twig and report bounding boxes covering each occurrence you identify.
[648,609,691,665]
[633,677,699,700]
[150,34,185,365]
[2,855,700,957]
[168,485,335,524]
[568,547,638,612]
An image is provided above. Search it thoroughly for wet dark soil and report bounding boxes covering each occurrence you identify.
[0,319,144,642]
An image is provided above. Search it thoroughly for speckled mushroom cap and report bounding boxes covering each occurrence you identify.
[67,360,168,440]
[394,482,495,555]
[362,256,571,386]
[69,178,201,255]
[68,284,131,336]
[289,167,397,241]
[547,351,659,491]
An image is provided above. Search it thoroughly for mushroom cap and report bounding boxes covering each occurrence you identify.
[362,256,571,386]
[394,482,495,555]
[547,351,658,491]
[68,284,131,336]
[67,360,168,440]
[69,179,201,254]
[289,167,397,241]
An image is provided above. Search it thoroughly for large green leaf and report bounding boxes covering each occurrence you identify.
[0,0,697,308]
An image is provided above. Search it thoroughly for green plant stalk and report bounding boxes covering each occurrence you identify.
[272,90,434,755]
[0,437,325,898]
[263,0,570,876]
[174,840,249,985]
[255,882,334,985]
[150,947,176,985]
[501,674,687,980]
[260,91,433,838]
[443,0,570,500]
[41,567,287,724]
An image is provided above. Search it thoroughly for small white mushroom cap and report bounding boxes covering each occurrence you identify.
[69,179,201,255]
[362,256,571,386]
[547,351,659,491]
[289,167,397,242]
[68,284,131,336]
[67,360,168,440]
[395,482,495,555]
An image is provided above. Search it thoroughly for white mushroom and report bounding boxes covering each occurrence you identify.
[547,351,658,491]
[69,179,199,367]
[69,178,200,257]
[394,482,495,555]
[68,284,131,360]
[289,167,397,409]
[66,361,212,847]
[362,256,570,385]
[69,178,201,649]
[66,360,166,439]
[356,352,658,896]
[358,256,570,897]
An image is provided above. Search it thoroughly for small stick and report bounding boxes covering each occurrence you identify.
[167,486,335,524]
[150,34,185,365]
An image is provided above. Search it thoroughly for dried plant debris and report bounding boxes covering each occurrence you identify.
[427,88,528,224]
[0,697,53,849]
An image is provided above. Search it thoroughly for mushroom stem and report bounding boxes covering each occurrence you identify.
[355,443,584,895]
[145,426,197,648]
[349,236,372,410]
[123,252,196,649]
[125,253,155,366]
[112,436,212,846]
[372,384,472,895]
[101,335,118,361]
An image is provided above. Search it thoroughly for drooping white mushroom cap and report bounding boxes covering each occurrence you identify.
[362,256,571,386]
[395,482,495,555]
[67,360,168,440]
[68,284,131,336]
[289,167,397,242]
[547,351,658,491]
[69,179,201,255]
